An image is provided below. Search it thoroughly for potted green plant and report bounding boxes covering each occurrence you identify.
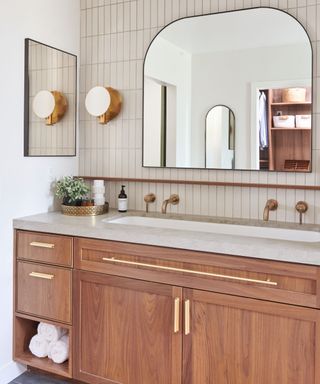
[55,176,90,206]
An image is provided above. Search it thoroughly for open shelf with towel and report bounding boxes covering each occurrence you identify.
[260,88,311,171]
[13,313,72,378]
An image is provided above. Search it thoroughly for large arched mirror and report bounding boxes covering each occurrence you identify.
[143,8,312,172]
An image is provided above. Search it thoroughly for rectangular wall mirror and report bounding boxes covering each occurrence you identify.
[24,38,77,156]
[143,8,312,172]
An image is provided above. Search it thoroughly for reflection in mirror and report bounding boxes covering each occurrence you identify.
[143,8,312,172]
[24,39,77,156]
[206,106,235,169]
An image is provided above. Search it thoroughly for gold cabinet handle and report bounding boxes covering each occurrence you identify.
[29,272,55,280]
[174,298,180,333]
[30,241,55,249]
[184,299,190,336]
[101,257,277,286]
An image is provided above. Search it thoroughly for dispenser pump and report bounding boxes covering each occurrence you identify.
[118,185,128,212]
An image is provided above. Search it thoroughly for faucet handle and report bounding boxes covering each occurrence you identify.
[144,193,156,213]
[266,199,278,210]
[295,201,308,225]
[168,194,180,205]
[144,193,156,203]
[295,201,308,213]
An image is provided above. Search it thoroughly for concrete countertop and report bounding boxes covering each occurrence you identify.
[13,210,320,266]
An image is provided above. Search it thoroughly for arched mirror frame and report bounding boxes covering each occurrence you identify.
[142,7,313,172]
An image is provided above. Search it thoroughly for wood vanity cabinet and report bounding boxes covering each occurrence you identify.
[74,237,320,384]
[13,230,73,378]
[183,289,320,384]
[14,231,320,383]
[73,271,182,384]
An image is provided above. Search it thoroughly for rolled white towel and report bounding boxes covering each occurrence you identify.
[47,341,55,359]
[37,322,67,342]
[29,334,49,358]
[51,335,69,364]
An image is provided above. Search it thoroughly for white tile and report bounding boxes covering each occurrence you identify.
[123,1,131,30]
[104,5,111,34]
[98,7,105,34]
[92,7,99,35]
[86,8,93,36]
[130,1,137,30]
[117,3,124,32]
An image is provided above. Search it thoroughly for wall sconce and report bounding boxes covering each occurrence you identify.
[32,90,68,125]
[85,86,122,124]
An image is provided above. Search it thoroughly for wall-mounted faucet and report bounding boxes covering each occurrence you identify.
[295,201,308,224]
[161,194,179,214]
[144,193,156,212]
[263,199,278,221]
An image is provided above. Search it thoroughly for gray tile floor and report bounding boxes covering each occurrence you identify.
[10,372,70,384]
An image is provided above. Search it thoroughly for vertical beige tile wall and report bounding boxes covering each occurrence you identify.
[79,0,320,224]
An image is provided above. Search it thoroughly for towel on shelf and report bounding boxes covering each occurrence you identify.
[47,340,55,359]
[50,335,69,364]
[38,322,67,342]
[29,334,49,358]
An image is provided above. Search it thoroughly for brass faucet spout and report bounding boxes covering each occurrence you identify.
[161,199,169,214]
[263,199,278,221]
[161,194,180,214]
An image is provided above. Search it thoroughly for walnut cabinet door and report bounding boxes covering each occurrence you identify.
[182,288,320,384]
[73,270,182,384]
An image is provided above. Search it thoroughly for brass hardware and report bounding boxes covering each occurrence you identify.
[98,87,122,124]
[45,91,68,125]
[174,297,180,333]
[161,194,180,214]
[295,201,308,224]
[263,199,278,221]
[144,193,156,213]
[29,272,55,280]
[102,257,278,286]
[184,300,190,335]
[30,241,55,249]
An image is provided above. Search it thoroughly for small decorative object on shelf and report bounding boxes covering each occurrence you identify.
[55,176,108,216]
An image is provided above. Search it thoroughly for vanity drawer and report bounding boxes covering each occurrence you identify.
[16,230,73,267]
[75,237,320,309]
[16,261,72,323]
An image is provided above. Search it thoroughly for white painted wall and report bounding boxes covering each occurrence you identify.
[144,36,192,167]
[0,1,79,383]
[191,43,311,168]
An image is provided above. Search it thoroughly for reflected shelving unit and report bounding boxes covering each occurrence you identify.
[260,88,311,172]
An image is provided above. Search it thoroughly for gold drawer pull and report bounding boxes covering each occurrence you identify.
[30,241,55,249]
[102,257,277,286]
[29,272,55,280]
[184,299,190,335]
[174,298,180,333]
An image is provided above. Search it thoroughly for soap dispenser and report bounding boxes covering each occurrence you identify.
[118,185,128,212]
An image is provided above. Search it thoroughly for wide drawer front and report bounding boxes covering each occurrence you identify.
[75,238,320,309]
[16,230,73,267]
[16,261,72,323]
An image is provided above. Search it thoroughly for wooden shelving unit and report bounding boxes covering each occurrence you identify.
[14,313,72,378]
[260,88,311,172]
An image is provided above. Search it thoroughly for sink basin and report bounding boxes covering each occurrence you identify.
[104,216,320,243]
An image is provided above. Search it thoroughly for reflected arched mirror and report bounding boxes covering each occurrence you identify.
[143,7,312,172]
[206,106,235,169]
